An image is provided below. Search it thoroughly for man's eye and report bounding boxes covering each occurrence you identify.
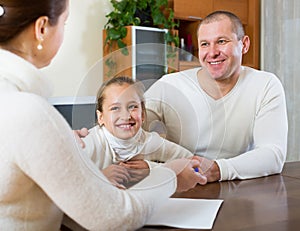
[218,39,227,44]
[200,42,208,47]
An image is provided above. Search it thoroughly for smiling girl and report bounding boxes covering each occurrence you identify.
[82,76,205,188]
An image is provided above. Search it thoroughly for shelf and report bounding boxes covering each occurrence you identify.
[171,0,260,70]
[179,61,200,71]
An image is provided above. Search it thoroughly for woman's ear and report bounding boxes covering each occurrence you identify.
[34,16,49,48]
[96,110,104,126]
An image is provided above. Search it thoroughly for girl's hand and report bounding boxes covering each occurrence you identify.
[119,160,150,187]
[119,159,149,169]
[102,164,130,189]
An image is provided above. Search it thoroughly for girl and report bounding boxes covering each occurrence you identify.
[82,76,205,188]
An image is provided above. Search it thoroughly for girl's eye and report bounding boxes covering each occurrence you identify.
[110,106,119,111]
[128,104,139,110]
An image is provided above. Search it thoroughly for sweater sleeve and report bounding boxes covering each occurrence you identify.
[216,75,288,181]
[14,95,176,230]
[142,132,193,163]
[144,81,166,132]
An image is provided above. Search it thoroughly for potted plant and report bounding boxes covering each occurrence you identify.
[104,0,179,53]
[103,0,179,78]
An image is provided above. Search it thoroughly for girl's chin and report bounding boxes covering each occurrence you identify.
[114,129,137,139]
[116,135,135,140]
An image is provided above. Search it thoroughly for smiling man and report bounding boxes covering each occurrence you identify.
[144,11,288,183]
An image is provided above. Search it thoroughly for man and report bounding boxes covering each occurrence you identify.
[144,11,288,183]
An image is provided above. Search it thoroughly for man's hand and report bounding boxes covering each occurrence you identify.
[164,158,207,192]
[192,156,221,182]
[73,128,89,148]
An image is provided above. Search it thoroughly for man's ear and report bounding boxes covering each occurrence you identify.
[241,35,250,54]
[96,110,104,126]
[34,16,49,43]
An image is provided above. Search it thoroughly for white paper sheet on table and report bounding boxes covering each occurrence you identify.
[145,198,223,229]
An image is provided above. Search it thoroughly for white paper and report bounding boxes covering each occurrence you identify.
[145,198,223,229]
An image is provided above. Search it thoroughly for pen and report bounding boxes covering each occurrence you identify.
[194,167,204,174]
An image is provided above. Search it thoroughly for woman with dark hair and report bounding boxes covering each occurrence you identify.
[0,1,205,230]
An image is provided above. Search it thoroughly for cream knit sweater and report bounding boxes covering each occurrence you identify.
[83,125,193,169]
[145,66,288,181]
[0,49,176,231]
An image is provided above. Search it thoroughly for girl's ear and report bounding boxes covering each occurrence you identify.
[96,110,104,126]
[141,110,146,123]
[141,102,146,123]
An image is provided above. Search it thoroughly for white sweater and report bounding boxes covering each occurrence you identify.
[0,49,176,231]
[145,66,288,181]
[82,126,193,169]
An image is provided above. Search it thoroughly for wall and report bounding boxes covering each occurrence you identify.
[42,0,112,97]
[261,0,300,161]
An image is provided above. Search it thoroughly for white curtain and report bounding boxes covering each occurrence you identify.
[261,0,300,161]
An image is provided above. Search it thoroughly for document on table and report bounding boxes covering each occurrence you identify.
[145,198,223,229]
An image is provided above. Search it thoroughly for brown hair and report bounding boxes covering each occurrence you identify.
[0,0,68,43]
[198,11,245,40]
[96,76,146,115]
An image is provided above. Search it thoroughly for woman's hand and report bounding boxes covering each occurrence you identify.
[164,158,207,192]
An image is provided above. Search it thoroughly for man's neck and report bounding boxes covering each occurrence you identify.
[197,69,240,100]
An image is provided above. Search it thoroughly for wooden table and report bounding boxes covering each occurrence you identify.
[139,161,300,231]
